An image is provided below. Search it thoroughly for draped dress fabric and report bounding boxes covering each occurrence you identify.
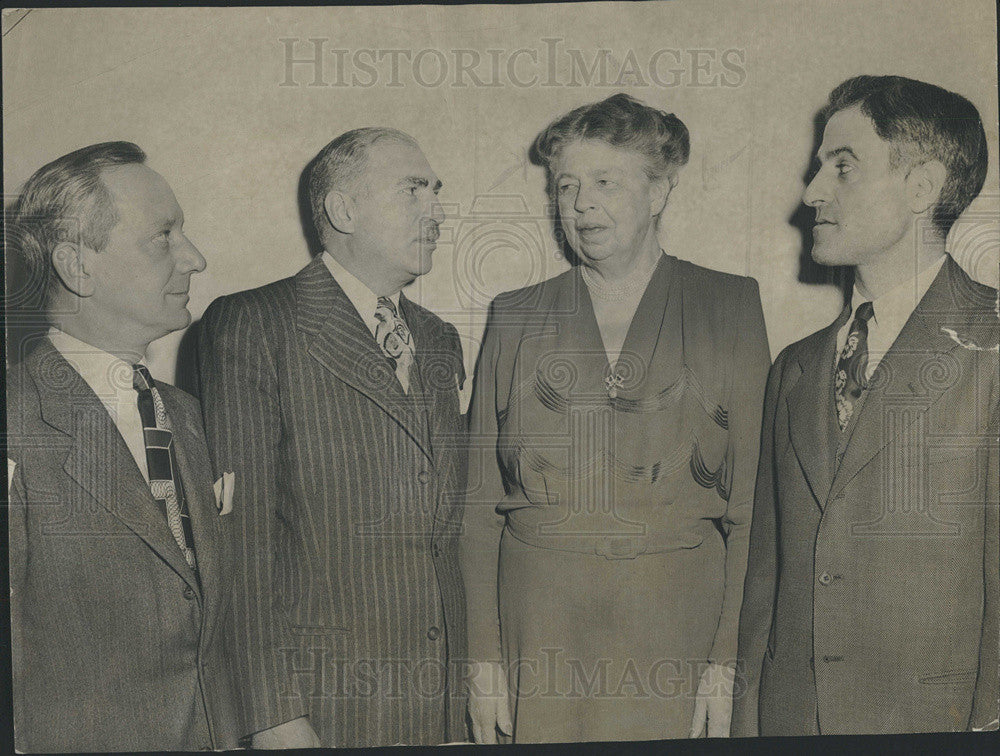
[461,254,771,742]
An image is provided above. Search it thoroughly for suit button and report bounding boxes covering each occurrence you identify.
[183,586,197,600]
[417,470,430,484]
[818,572,832,585]
[431,542,442,558]
[427,626,441,641]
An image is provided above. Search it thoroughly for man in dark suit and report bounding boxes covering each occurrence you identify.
[734,76,998,736]
[6,142,243,751]
[197,127,467,748]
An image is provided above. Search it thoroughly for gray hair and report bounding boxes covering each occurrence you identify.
[307,127,417,235]
[6,141,146,306]
[529,93,690,195]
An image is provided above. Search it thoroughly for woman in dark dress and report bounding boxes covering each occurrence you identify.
[460,93,771,743]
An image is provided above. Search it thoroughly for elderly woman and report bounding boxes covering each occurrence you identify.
[459,94,771,743]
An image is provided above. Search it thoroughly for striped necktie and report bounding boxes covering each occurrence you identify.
[132,365,198,571]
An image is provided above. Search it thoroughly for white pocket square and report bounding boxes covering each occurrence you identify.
[8,459,17,495]
[213,471,235,515]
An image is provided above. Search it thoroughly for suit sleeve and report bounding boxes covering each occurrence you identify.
[458,298,509,663]
[197,295,307,735]
[730,348,787,737]
[709,278,771,667]
[971,395,999,730]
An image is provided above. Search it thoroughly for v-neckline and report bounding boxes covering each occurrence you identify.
[578,253,671,375]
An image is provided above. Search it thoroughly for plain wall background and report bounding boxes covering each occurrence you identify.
[4,1,998,406]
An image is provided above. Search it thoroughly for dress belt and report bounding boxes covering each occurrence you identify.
[503,519,696,560]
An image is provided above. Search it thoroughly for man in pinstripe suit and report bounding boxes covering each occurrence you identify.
[197,128,468,747]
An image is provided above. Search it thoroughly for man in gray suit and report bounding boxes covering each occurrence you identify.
[198,128,467,747]
[7,142,243,751]
[734,76,998,735]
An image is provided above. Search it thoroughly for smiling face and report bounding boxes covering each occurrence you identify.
[803,106,914,267]
[349,138,445,288]
[85,163,206,345]
[553,139,666,269]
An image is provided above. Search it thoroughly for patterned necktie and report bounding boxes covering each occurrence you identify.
[132,365,198,570]
[374,296,415,393]
[834,301,875,431]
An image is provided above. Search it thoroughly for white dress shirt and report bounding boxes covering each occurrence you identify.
[47,327,150,481]
[321,250,415,392]
[835,255,946,380]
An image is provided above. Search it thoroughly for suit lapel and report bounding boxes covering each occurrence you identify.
[830,257,979,499]
[400,295,467,537]
[30,341,200,592]
[160,387,223,620]
[786,311,848,509]
[399,293,439,460]
[294,257,433,461]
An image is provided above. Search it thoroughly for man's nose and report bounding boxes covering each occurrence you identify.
[803,171,827,207]
[177,234,207,273]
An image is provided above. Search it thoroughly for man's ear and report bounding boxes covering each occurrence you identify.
[906,159,947,215]
[324,189,356,235]
[51,241,94,297]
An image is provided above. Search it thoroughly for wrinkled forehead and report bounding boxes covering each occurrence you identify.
[363,136,437,182]
[552,137,648,176]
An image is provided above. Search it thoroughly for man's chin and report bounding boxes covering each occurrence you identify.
[168,308,194,331]
[413,254,434,277]
[810,243,847,267]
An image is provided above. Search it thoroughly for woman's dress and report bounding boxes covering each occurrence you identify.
[460,253,771,742]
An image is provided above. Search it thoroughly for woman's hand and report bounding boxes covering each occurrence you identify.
[467,661,513,744]
[689,662,736,738]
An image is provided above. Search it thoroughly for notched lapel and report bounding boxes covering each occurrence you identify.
[294,257,433,461]
[831,259,983,498]
[786,315,846,508]
[160,387,224,621]
[29,343,200,592]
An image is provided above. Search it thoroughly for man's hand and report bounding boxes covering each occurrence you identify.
[689,662,736,738]
[251,716,321,749]
[467,661,513,744]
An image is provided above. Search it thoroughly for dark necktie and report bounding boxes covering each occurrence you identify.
[132,365,198,570]
[834,301,875,431]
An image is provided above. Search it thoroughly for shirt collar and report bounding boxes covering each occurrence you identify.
[850,254,946,326]
[47,326,143,400]
[321,250,400,329]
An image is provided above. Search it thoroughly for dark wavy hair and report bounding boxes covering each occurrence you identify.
[529,93,690,195]
[823,75,988,236]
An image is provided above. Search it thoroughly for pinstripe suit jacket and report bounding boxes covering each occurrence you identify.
[7,338,243,752]
[197,256,468,747]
